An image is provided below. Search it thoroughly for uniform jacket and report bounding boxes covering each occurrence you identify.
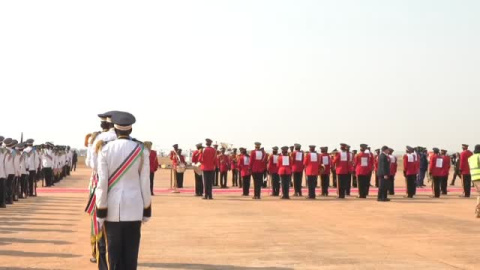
[377,153,390,176]
[149,150,158,173]
[267,154,279,174]
[403,153,417,176]
[319,153,331,175]
[278,154,293,176]
[200,147,217,171]
[217,154,230,172]
[238,154,251,177]
[429,154,447,177]
[249,150,266,173]
[89,129,117,170]
[304,152,320,176]
[460,150,473,175]
[96,139,151,222]
[334,151,351,175]
[355,152,373,176]
[292,151,304,172]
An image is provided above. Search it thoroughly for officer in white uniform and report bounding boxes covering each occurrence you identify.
[4,138,18,204]
[0,136,7,208]
[42,142,55,187]
[24,139,39,196]
[89,111,118,170]
[96,111,151,270]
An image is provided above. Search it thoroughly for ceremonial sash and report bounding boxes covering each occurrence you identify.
[108,144,143,191]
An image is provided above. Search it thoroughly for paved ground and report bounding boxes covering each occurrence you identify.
[0,164,479,270]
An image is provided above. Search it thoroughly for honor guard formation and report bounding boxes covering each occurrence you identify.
[0,137,75,208]
[84,111,151,270]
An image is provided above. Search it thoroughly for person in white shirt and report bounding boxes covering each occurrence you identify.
[24,139,39,196]
[3,138,18,204]
[96,111,151,269]
[42,142,55,187]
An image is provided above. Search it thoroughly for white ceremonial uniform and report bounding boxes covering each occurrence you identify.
[90,129,117,170]
[5,148,16,176]
[14,153,22,177]
[96,139,151,222]
[42,149,54,168]
[0,149,6,179]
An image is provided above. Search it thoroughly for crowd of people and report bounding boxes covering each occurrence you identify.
[0,137,77,208]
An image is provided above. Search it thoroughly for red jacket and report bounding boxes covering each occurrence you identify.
[169,150,178,166]
[292,151,304,172]
[389,155,397,177]
[319,153,331,175]
[192,150,201,163]
[238,154,251,177]
[200,147,217,171]
[355,152,372,176]
[429,154,447,177]
[304,152,320,176]
[278,154,293,175]
[441,155,451,176]
[460,150,473,174]
[149,150,159,173]
[230,154,238,170]
[249,150,266,173]
[267,154,279,174]
[403,153,417,176]
[217,154,230,172]
[334,151,351,175]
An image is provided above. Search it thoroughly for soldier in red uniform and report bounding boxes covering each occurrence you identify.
[218,147,230,188]
[304,145,320,199]
[459,144,473,197]
[429,148,446,198]
[199,139,217,200]
[192,143,203,197]
[230,148,239,187]
[330,149,337,188]
[388,148,398,195]
[238,147,251,196]
[278,146,293,199]
[403,146,417,198]
[334,143,352,199]
[249,142,266,199]
[292,144,304,197]
[267,147,280,196]
[440,149,451,195]
[351,149,358,189]
[355,144,373,198]
[319,147,331,196]
[169,144,179,168]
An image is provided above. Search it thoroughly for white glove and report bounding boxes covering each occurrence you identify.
[142,217,150,224]
[97,218,106,229]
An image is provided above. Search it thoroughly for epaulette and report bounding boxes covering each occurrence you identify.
[131,138,143,145]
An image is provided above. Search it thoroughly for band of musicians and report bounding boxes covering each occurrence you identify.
[171,140,480,213]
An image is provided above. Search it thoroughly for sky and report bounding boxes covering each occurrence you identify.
[1,0,479,152]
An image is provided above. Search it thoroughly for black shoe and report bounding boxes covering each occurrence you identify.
[281,196,290,200]
[0,205,6,208]
[90,257,97,263]
[208,197,213,200]
[202,197,208,200]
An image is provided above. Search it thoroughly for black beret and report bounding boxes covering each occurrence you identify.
[272,146,279,150]
[254,142,261,146]
[0,136,4,142]
[360,144,368,148]
[281,146,289,150]
[112,111,136,127]
[309,145,316,148]
[196,143,203,148]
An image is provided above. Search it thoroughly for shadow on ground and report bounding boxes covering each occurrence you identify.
[138,263,293,270]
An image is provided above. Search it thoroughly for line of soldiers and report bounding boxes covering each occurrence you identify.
[0,136,74,208]
[184,141,477,202]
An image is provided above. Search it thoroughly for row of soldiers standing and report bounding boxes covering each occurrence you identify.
[183,141,474,201]
[0,136,74,208]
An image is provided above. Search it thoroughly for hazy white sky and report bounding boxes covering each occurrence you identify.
[1,0,479,152]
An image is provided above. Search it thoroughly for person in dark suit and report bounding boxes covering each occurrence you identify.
[377,146,391,202]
